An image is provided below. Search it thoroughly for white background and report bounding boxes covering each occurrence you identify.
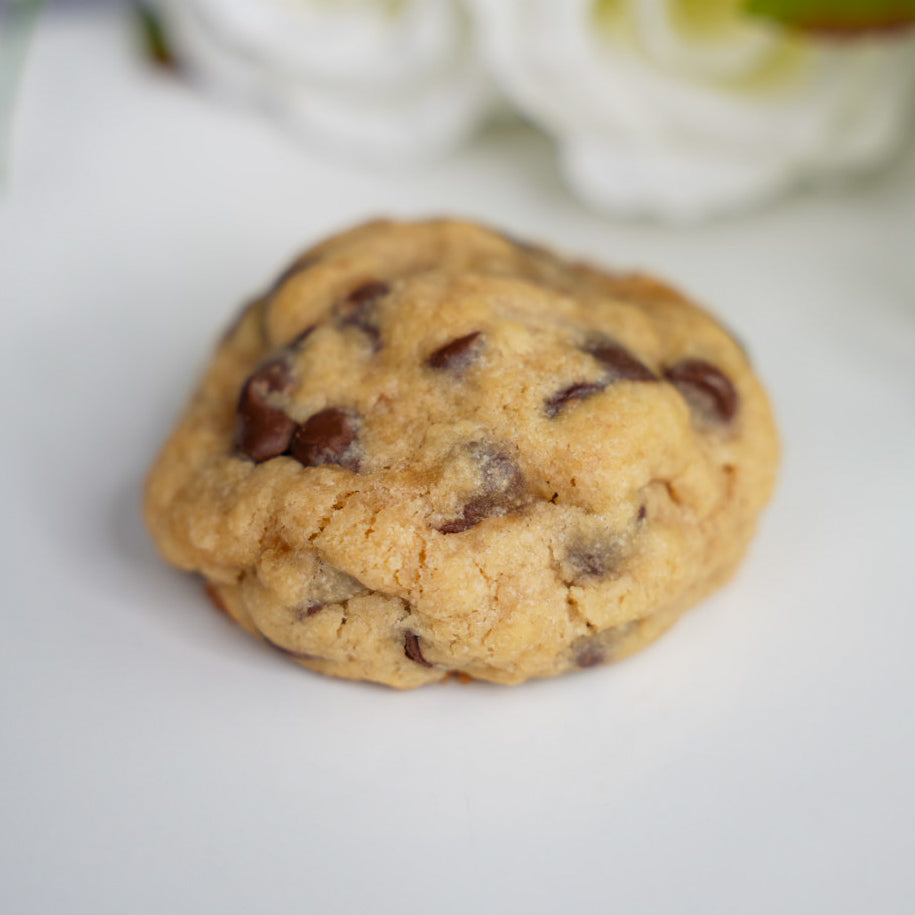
[2,8,914,915]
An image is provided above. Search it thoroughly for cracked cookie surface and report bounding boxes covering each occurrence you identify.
[144,219,778,688]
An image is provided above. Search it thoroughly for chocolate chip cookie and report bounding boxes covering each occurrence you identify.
[144,219,778,688]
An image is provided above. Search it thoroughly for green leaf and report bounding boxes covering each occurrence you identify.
[744,0,915,33]
[133,2,178,70]
[0,1,47,188]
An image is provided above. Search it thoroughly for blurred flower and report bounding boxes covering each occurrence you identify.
[1,1,46,183]
[158,0,492,164]
[470,0,915,220]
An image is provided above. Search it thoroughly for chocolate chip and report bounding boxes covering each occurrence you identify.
[347,280,389,308]
[586,339,656,382]
[290,408,359,470]
[545,381,605,417]
[437,444,526,534]
[565,539,623,580]
[572,621,638,669]
[294,603,325,621]
[568,547,615,578]
[575,645,605,668]
[403,631,431,667]
[427,331,482,372]
[437,495,498,534]
[338,281,389,348]
[437,517,476,535]
[235,360,297,462]
[468,442,524,495]
[252,360,290,394]
[637,505,647,522]
[664,359,738,424]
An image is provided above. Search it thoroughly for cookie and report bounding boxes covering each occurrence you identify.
[144,219,778,688]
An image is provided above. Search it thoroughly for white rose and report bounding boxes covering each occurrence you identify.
[470,0,915,220]
[160,0,491,163]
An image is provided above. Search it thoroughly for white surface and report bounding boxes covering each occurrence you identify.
[1,10,914,915]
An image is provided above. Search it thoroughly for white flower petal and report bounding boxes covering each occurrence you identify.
[633,0,778,81]
[471,0,915,221]
[160,0,492,163]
